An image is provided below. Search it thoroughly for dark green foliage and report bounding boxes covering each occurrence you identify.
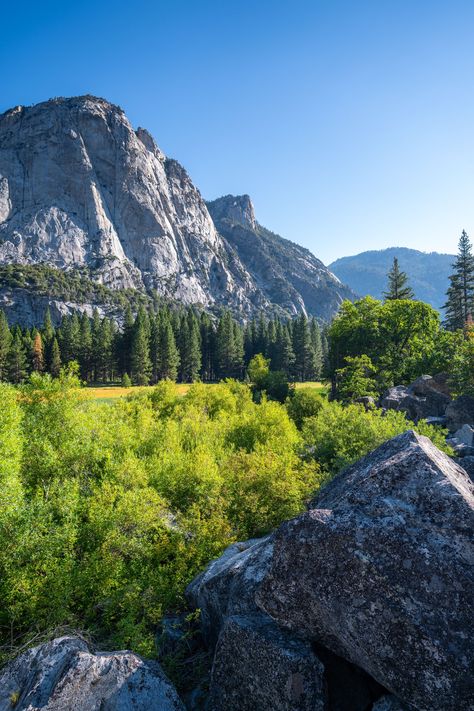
[444,230,474,330]
[383,257,414,300]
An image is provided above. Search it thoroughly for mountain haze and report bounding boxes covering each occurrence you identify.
[330,247,454,311]
[0,95,352,323]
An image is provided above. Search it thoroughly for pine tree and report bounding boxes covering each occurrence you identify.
[273,322,295,377]
[158,317,180,381]
[383,258,414,300]
[0,310,12,381]
[200,312,215,381]
[8,329,28,383]
[131,308,152,385]
[309,318,323,380]
[120,304,135,376]
[216,311,238,378]
[180,312,201,382]
[292,314,317,381]
[31,332,44,372]
[41,307,55,369]
[50,337,62,377]
[91,309,102,381]
[444,230,474,330]
[79,313,93,381]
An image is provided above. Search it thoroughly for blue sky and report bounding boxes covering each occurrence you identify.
[2,0,474,263]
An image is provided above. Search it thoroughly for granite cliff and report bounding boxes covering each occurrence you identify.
[0,96,352,323]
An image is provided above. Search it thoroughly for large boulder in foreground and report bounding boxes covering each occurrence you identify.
[0,636,184,711]
[257,431,474,711]
[186,536,273,648]
[208,613,325,711]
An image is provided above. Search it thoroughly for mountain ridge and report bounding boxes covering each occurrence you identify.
[0,95,353,323]
[329,247,454,311]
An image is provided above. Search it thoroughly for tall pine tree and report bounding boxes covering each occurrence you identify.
[444,230,474,330]
[383,258,414,300]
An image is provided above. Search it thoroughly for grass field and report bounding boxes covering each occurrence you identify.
[86,381,327,402]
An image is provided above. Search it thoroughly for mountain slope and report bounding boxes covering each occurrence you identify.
[208,195,355,320]
[329,247,454,311]
[0,95,353,323]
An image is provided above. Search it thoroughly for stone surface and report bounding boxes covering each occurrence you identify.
[445,395,474,432]
[380,383,450,421]
[0,96,353,322]
[454,423,474,447]
[208,194,355,320]
[0,635,184,710]
[371,695,412,711]
[186,536,273,649]
[257,431,474,711]
[208,614,325,711]
[0,96,261,317]
[460,456,474,481]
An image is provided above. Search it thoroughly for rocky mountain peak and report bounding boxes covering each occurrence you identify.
[207,194,257,230]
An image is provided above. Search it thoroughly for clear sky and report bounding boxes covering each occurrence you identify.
[2,0,474,264]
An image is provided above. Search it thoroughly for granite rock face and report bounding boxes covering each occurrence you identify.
[0,96,261,316]
[0,635,184,711]
[0,96,353,323]
[257,431,474,711]
[207,194,356,320]
[207,614,325,711]
[186,536,274,649]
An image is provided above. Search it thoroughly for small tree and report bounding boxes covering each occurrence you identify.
[383,258,414,300]
[32,332,44,372]
[50,337,62,378]
[336,355,378,403]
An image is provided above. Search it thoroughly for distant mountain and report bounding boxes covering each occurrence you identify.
[208,195,355,321]
[329,247,455,311]
[0,95,354,324]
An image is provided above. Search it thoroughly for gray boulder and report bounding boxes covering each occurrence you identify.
[445,395,474,432]
[0,636,184,711]
[257,431,474,711]
[186,536,273,648]
[380,382,450,421]
[454,423,474,447]
[408,374,450,398]
[208,614,325,711]
[460,456,474,482]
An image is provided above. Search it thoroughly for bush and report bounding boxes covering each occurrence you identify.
[286,388,324,429]
[302,401,451,474]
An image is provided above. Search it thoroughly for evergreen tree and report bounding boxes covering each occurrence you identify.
[444,230,474,330]
[41,307,55,369]
[272,322,295,376]
[216,311,238,378]
[120,304,135,376]
[309,318,323,380]
[8,329,28,383]
[31,332,44,372]
[180,312,201,382]
[150,314,161,384]
[200,312,215,381]
[232,320,244,378]
[383,258,414,300]
[50,337,62,377]
[158,317,180,381]
[0,310,12,381]
[97,318,114,382]
[131,308,152,385]
[79,313,93,381]
[90,309,102,381]
[292,314,317,381]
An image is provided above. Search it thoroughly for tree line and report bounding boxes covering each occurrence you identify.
[0,305,327,385]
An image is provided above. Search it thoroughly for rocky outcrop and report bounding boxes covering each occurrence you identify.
[207,614,325,711]
[0,635,184,710]
[380,375,451,422]
[0,96,262,316]
[445,395,474,432]
[186,536,274,648]
[189,431,474,711]
[0,96,354,323]
[207,194,356,320]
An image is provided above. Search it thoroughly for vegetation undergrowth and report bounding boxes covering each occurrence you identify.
[0,369,451,666]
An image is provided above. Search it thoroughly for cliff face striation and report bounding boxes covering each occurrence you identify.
[0,96,352,323]
[208,194,355,321]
